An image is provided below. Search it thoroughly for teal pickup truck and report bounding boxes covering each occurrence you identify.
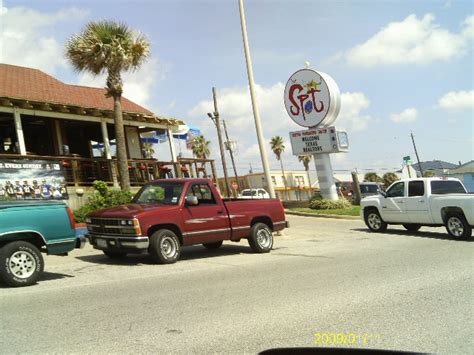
[0,201,84,287]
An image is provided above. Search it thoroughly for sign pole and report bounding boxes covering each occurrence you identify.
[313,153,338,200]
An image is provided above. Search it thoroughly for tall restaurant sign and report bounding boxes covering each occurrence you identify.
[284,68,347,201]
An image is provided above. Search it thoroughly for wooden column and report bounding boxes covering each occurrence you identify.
[13,107,26,155]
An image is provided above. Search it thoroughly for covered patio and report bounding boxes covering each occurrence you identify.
[0,64,216,186]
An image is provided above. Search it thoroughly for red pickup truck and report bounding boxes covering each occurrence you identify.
[85,178,288,263]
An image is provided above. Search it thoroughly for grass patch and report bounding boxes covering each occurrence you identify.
[290,206,361,216]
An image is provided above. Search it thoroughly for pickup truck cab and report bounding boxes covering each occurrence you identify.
[0,201,84,287]
[86,178,288,263]
[361,177,473,238]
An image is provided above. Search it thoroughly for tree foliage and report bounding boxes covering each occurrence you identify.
[192,135,211,159]
[382,172,400,188]
[364,172,383,183]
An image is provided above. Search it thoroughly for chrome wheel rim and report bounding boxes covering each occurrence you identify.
[9,250,36,279]
[161,235,177,259]
[256,228,272,248]
[447,217,464,237]
[368,213,382,230]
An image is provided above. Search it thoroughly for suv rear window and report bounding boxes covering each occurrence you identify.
[430,180,466,194]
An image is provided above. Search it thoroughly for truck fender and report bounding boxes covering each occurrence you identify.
[147,224,183,245]
[0,230,47,250]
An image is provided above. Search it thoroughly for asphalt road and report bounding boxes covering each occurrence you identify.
[0,215,472,354]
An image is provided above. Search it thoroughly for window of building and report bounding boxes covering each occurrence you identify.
[271,176,277,186]
[21,115,55,156]
[0,113,19,154]
[295,176,305,186]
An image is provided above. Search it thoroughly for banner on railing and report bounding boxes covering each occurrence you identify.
[0,159,68,200]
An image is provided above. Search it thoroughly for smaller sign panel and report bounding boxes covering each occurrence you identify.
[0,159,68,200]
[289,127,349,155]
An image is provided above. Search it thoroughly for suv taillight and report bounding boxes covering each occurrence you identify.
[66,207,76,230]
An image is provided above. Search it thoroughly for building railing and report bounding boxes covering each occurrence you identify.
[0,154,216,187]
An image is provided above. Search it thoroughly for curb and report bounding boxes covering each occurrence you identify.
[285,210,360,220]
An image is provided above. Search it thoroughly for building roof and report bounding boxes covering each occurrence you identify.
[0,63,152,114]
[448,160,474,174]
[412,160,458,172]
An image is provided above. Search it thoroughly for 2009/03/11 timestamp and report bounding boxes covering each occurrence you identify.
[314,332,378,346]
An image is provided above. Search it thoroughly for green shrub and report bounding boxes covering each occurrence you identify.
[308,196,352,210]
[74,180,133,223]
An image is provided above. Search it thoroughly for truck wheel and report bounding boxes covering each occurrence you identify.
[364,209,388,232]
[149,229,181,264]
[403,224,421,232]
[0,241,44,287]
[103,251,127,259]
[248,222,273,253]
[445,213,472,239]
[203,241,223,249]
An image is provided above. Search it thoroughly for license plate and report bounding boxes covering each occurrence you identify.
[96,239,108,248]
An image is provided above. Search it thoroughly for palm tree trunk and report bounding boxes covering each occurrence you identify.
[113,95,131,190]
[279,158,288,200]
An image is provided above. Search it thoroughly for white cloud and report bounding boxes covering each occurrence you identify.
[77,58,166,108]
[188,84,373,172]
[437,90,474,111]
[390,108,418,123]
[0,6,88,74]
[343,14,473,67]
[337,92,373,131]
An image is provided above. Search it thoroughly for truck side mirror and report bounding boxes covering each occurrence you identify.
[380,191,387,198]
[185,195,199,206]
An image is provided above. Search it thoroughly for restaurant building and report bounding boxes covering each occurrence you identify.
[0,64,215,205]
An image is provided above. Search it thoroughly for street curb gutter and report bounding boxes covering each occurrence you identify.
[285,210,360,220]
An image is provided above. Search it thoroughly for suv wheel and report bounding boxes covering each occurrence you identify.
[445,213,472,239]
[364,209,388,232]
[149,229,181,264]
[0,241,44,287]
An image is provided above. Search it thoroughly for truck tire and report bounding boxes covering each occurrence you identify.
[203,241,223,249]
[149,229,181,264]
[403,224,421,232]
[364,208,388,233]
[0,241,44,287]
[445,213,472,239]
[248,222,273,253]
[103,250,127,259]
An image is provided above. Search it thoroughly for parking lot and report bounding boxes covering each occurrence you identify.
[0,215,472,354]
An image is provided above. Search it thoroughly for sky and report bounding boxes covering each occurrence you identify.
[0,0,473,176]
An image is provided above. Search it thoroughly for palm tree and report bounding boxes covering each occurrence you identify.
[364,172,383,183]
[270,136,288,199]
[192,135,210,177]
[382,172,399,188]
[66,21,150,190]
[298,155,312,198]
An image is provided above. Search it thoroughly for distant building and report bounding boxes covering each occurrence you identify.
[412,160,458,177]
[447,160,474,192]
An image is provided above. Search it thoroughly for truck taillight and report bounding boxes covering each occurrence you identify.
[66,207,76,230]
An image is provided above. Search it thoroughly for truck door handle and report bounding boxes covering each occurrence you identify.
[217,210,224,214]
[418,200,424,203]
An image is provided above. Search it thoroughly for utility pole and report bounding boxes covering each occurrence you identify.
[208,87,231,197]
[411,132,424,177]
[223,120,240,193]
[238,0,275,199]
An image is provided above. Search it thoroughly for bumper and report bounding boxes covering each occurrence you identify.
[86,234,150,252]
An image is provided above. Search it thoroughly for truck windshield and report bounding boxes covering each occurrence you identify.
[133,182,184,204]
[430,180,467,194]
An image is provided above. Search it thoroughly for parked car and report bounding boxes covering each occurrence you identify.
[238,188,271,199]
[336,181,354,199]
[85,178,288,263]
[361,177,473,238]
[0,201,85,287]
